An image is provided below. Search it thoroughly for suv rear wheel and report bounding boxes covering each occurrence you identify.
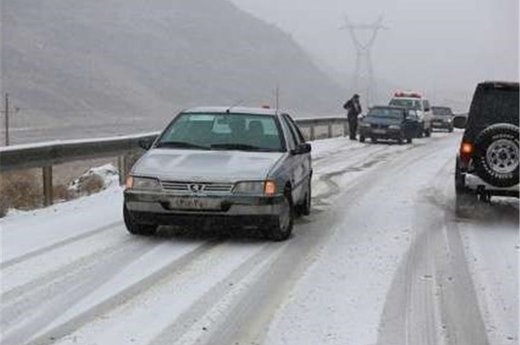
[473,124,519,187]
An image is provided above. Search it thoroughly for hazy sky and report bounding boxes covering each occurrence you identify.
[229,0,518,108]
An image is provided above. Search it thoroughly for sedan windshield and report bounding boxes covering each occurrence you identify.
[389,99,422,110]
[432,107,453,116]
[156,113,284,152]
[367,108,404,119]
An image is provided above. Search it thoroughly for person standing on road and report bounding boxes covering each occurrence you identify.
[343,94,362,140]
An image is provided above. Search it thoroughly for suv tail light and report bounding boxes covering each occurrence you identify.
[460,141,474,164]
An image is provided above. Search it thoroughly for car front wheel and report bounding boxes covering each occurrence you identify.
[266,191,294,241]
[123,205,158,236]
[297,179,312,216]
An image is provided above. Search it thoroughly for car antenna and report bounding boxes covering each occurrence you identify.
[226,100,244,114]
[275,84,280,115]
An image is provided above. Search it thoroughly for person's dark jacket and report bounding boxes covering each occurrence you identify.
[343,98,362,121]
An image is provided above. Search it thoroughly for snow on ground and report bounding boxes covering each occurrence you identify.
[0,185,123,263]
[1,133,517,345]
[458,200,519,344]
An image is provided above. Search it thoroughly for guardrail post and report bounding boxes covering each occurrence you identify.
[42,165,53,206]
[327,123,333,138]
[310,125,315,141]
[343,121,349,137]
[118,155,131,186]
[118,156,125,185]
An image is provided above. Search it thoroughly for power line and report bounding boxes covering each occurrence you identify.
[340,15,388,108]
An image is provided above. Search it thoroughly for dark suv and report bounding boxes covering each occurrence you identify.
[454,81,519,211]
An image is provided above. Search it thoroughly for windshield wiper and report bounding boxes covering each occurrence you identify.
[210,143,277,152]
[156,141,210,150]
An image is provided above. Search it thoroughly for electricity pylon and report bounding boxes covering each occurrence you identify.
[341,15,387,107]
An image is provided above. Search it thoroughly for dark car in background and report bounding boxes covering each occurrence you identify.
[454,81,519,213]
[358,106,420,144]
[431,106,454,132]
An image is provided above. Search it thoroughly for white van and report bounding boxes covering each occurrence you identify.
[389,91,433,137]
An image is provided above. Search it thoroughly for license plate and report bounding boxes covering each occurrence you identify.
[373,129,386,134]
[168,197,221,210]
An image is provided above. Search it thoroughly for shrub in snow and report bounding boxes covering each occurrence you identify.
[0,170,42,217]
[68,164,119,198]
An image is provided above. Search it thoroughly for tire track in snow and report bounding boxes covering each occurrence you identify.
[23,241,220,345]
[149,243,285,345]
[2,229,135,304]
[1,237,162,345]
[226,135,459,345]
[377,152,489,345]
[200,139,441,345]
[0,221,122,270]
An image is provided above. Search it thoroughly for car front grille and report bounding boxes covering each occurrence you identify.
[160,181,234,194]
[371,124,389,129]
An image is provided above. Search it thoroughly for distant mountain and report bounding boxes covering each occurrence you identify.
[3,0,346,129]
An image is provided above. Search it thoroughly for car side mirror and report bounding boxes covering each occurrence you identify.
[138,138,154,150]
[453,115,467,129]
[291,143,311,155]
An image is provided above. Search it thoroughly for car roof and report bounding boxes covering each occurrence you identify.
[182,106,281,116]
[478,81,519,90]
[371,105,407,110]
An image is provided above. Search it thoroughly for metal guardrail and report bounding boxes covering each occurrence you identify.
[0,117,348,206]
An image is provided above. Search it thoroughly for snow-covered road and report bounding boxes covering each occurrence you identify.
[1,133,517,345]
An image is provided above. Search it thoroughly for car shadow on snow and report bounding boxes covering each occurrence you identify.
[455,197,519,227]
[420,186,518,228]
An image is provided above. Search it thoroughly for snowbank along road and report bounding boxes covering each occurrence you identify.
[1,132,517,345]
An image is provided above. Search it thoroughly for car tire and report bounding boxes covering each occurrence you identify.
[407,137,413,144]
[371,137,378,143]
[449,126,454,133]
[359,135,365,143]
[123,205,157,236]
[296,179,312,216]
[266,189,293,241]
[425,128,431,137]
[418,123,424,138]
[473,124,519,188]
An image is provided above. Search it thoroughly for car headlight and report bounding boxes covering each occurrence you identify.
[126,176,161,190]
[389,125,401,130]
[233,181,277,196]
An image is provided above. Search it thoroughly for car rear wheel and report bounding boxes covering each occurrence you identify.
[407,137,413,144]
[266,190,293,241]
[473,124,519,188]
[123,205,158,236]
[359,135,366,143]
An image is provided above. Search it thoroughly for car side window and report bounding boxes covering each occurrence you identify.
[280,116,298,149]
[283,114,306,144]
